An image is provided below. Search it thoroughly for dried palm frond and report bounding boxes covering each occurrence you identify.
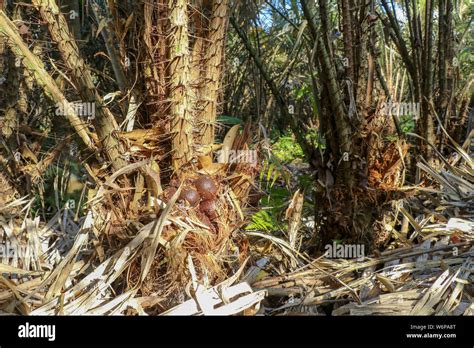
[250,149,474,316]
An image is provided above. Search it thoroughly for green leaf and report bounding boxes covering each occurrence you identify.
[217,115,244,126]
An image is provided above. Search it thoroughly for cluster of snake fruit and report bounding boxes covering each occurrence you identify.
[161,175,219,232]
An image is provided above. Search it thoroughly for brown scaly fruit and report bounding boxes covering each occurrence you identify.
[194,175,217,200]
[199,199,218,220]
[179,188,201,206]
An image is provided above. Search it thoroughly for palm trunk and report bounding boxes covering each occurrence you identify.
[0,10,96,151]
[420,0,435,160]
[168,0,193,172]
[196,0,229,147]
[340,0,355,87]
[31,0,127,171]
